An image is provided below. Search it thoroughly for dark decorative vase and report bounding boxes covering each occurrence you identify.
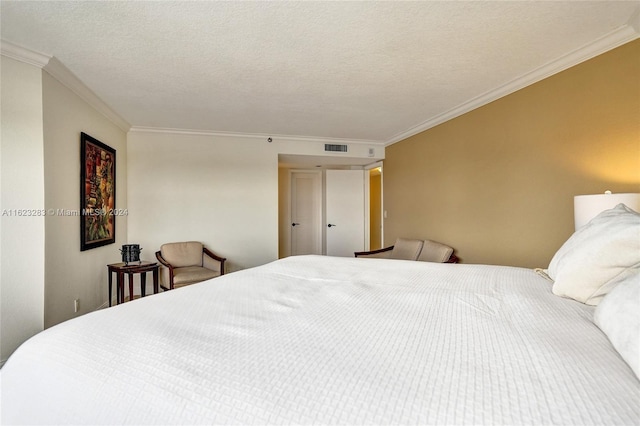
[120,244,142,265]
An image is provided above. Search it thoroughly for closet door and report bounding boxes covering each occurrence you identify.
[325,170,365,257]
[290,171,322,256]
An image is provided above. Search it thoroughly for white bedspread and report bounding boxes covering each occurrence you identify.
[2,255,639,425]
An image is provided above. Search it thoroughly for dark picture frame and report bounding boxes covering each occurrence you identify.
[80,132,116,251]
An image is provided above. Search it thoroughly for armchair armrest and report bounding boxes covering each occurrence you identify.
[155,250,175,290]
[445,253,459,264]
[203,247,227,275]
[354,246,394,258]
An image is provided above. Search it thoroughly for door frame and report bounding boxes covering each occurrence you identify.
[364,161,384,251]
[280,164,381,257]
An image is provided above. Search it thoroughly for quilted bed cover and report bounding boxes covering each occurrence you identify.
[1,255,639,425]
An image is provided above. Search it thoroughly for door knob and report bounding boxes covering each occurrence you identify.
[327,224,336,228]
[292,223,300,227]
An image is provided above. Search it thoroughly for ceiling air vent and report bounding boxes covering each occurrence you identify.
[325,144,348,153]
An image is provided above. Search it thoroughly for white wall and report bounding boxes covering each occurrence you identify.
[128,130,382,288]
[127,132,279,275]
[42,72,128,327]
[0,57,45,364]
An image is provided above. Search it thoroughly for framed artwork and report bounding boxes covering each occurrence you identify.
[80,132,116,251]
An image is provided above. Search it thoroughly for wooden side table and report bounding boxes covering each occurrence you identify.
[107,261,159,306]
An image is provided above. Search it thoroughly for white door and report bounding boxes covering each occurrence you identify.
[326,170,365,257]
[290,171,322,255]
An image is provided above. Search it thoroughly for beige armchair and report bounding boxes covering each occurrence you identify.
[155,241,226,290]
[355,237,458,263]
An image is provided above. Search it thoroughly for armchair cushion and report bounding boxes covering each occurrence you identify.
[160,242,203,268]
[418,240,454,263]
[389,238,424,261]
[172,266,221,287]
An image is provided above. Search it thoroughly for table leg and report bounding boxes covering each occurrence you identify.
[153,267,159,294]
[108,269,113,307]
[117,271,124,304]
[140,272,147,297]
[128,273,134,302]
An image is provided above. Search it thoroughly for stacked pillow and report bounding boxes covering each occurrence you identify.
[593,273,640,379]
[547,203,640,305]
[545,203,640,379]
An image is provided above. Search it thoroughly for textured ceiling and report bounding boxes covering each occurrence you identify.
[1,1,638,144]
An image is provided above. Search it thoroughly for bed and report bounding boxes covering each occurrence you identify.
[1,206,639,425]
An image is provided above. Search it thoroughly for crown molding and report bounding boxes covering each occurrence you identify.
[628,6,640,34]
[44,57,130,132]
[385,23,640,146]
[1,39,130,132]
[1,39,50,68]
[129,126,384,146]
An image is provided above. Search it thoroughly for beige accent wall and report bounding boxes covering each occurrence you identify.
[383,40,640,268]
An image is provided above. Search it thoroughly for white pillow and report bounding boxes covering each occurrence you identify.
[594,272,640,380]
[548,203,640,305]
